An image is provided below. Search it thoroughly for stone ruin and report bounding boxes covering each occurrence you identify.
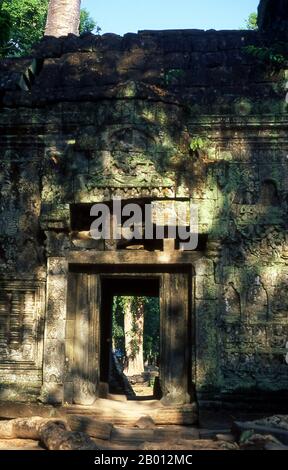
[0,0,287,422]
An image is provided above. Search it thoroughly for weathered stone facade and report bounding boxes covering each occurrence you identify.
[0,21,287,408]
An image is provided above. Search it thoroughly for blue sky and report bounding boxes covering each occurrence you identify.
[81,0,259,36]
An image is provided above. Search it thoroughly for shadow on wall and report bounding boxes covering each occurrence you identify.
[0,21,287,404]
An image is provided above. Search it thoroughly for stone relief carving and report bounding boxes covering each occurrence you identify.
[225,224,288,266]
[76,153,175,190]
[73,148,176,200]
[245,275,269,322]
[223,283,241,322]
[271,282,288,320]
[0,282,44,365]
[0,156,44,274]
[42,125,178,205]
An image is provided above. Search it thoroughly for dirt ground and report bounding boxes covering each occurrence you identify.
[131,383,154,396]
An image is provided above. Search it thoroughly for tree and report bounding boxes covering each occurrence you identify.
[245,12,258,30]
[0,1,12,55]
[45,0,81,37]
[112,296,146,377]
[1,0,49,56]
[112,296,125,357]
[80,8,100,35]
[112,296,160,376]
[143,297,160,366]
[0,0,98,57]
[123,297,145,377]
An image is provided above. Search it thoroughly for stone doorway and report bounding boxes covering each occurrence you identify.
[64,263,193,408]
[101,276,160,400]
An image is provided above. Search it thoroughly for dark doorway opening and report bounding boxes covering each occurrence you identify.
[66,264,192,407]
[100,277,160,400]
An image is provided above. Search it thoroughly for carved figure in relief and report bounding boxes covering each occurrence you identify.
[246,276,268,321]
[223,283,241,321]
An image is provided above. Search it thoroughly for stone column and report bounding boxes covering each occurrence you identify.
[160,272,191,405]
[40,257,68,404]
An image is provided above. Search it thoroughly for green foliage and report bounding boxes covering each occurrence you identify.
[148,375,155,389]
[0,1,12,56]
[112,296,125,355]
[1,0,48,57]
[0,0,98,57]
[245,12,258,30]
[143,297,160,364]
[244,44,287,67]
[129,337,140,359]
[189,136,208,153]
[80,8,100,35]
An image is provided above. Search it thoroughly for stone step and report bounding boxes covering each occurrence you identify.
[67,411,200,443]
[64,398,198,426]
[111,427,155,443]
[111,425,200,443]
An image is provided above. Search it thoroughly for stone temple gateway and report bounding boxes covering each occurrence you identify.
[0,1,287,423]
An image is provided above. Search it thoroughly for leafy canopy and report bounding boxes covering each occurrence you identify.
[245,12,258,30]
[80,8,100,35]
[1,0,49,57]
[0,0,98,57]
[0,0,12,48]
